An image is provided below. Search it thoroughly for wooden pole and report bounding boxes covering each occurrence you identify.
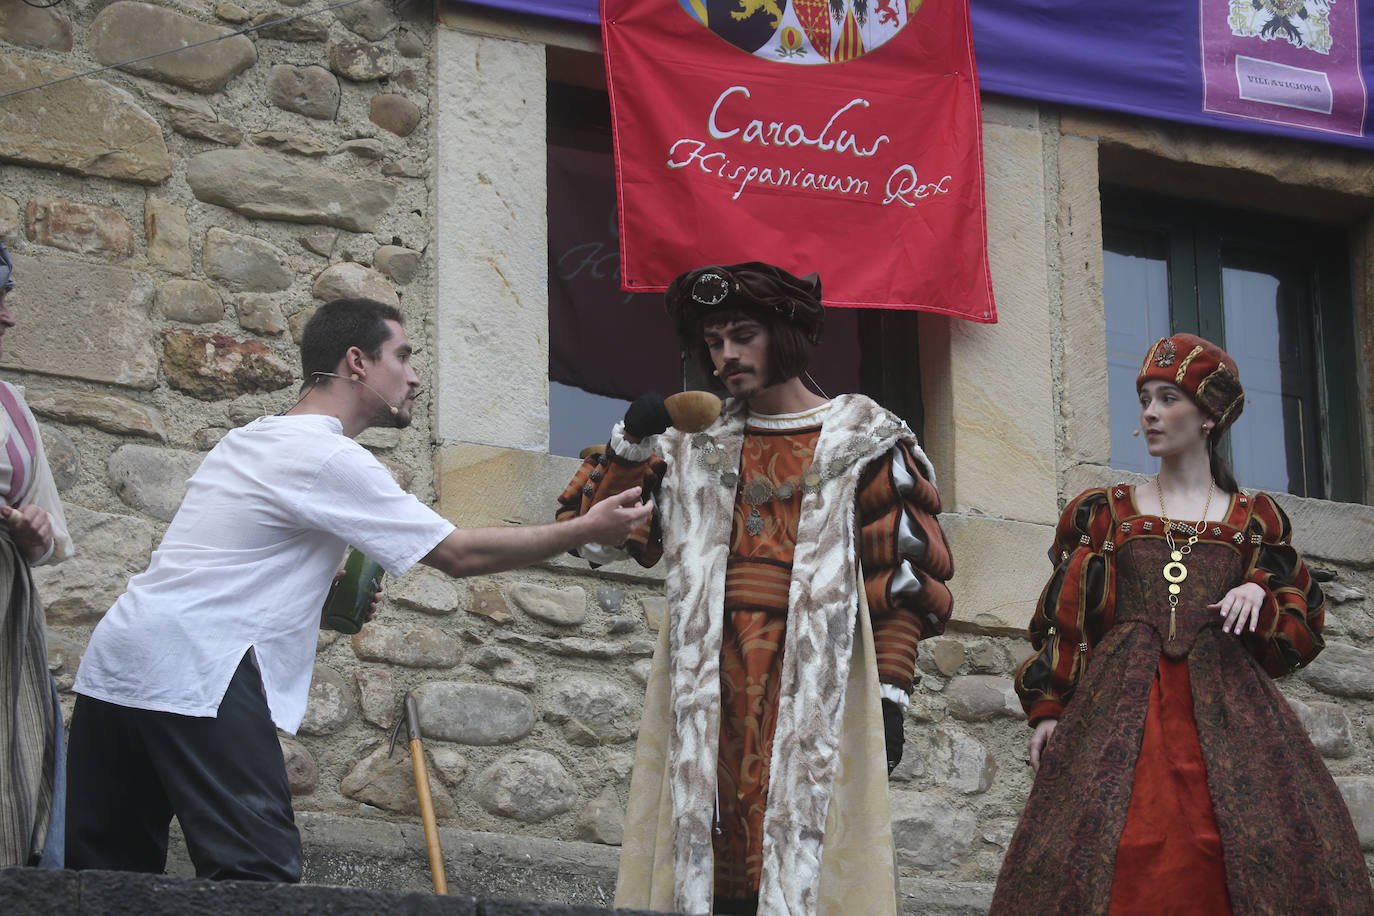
[404,694,448,894]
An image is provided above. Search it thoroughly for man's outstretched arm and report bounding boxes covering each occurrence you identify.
[421,486,652,578]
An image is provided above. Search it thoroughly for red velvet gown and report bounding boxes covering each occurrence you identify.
[993,485,1371,915]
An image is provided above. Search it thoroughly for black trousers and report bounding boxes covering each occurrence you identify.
[65,653,302,882]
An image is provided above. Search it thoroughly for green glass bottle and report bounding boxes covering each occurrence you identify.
[321,549,385,634]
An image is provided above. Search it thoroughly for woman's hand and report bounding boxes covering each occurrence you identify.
[1028,718,1058,774]
[1209,582,1265,635]
[3,505,51,564]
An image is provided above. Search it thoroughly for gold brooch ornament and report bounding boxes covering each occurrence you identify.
[1154,338,1177,367]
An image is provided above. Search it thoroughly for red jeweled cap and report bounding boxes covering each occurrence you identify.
[1137,333,1245,432]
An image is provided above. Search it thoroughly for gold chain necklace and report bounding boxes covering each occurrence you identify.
[1155,476,1215,640]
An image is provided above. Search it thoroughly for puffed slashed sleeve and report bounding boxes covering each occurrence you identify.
[1239,493,1325,678]
[555,421,668,568]
[856,441,954,700]
[1013,489,1115,724]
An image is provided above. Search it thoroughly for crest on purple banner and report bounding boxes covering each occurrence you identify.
[1228,0,1333,53]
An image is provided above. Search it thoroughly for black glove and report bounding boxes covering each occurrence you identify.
[882,698,904,774]
[623,392,672,441]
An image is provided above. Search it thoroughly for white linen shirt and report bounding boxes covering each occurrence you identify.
[74,414,455,734]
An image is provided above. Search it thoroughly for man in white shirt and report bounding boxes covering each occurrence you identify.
[66,298,652,882]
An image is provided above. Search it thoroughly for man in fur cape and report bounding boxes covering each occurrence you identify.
[557,262,954,916]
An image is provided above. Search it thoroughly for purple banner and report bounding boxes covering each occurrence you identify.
[1203,1,1365,138]
[450,0,1372,149]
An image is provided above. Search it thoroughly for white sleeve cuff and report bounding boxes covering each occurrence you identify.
[575,542,630,564]
[609,421,655,463]
[880,683,910,707]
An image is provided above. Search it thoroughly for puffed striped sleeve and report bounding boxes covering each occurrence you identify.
[856,442,954,696]
[1014,489,1115,724]
[1239,492,1325,678]
[555,422,668,568]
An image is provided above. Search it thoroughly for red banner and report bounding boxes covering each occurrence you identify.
[602,0,995,322]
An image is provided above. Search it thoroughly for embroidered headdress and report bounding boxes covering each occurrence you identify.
[1137,333,1245,432]
[665,261,824,345]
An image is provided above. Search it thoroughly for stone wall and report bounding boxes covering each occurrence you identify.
[2,2,1372,912]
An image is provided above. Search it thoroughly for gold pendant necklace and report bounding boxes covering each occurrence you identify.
[1155,476,1214,640]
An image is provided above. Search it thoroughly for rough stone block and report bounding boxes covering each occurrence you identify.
[475,750,578,823]
[107,443,204,522]
[1,254,158,388]
[90,2,256,93]
[371,93,422,137]
[251,11,329,42]
[335,0,400,40]
[509,582,586,626]
[0,1,73,51]
[299,665,354,736]
[341,742,457,817]
[312,261,399,307]
[1286,696,1354,758]
[1301,641,1374,700]
[544,675,636,746]
[268,64,340,120]
[890,790,978,872]
[331,42,393,82]
[27,388,166,441]
[36,505,155,624]
[1271,491,1374,569]
[203,227,294,293]
[943,513,1053,635]
[25,197,134,259]
[412,682,533,745]
[944,675,1022,722]
[351,622,462,669]
[1335,776,1374,850]
[252,130,331,157]
[157,279,224,323]
[279,735,319,796]
[161,330,295,401]
[145,197,192,274]
[0,54,171,184]
[187,149,397,233]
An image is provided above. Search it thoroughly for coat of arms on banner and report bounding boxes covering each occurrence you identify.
[678,0,924,62]
[1227,0,1333,54]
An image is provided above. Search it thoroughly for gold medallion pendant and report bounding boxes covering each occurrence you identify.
[1155,477,1214,640]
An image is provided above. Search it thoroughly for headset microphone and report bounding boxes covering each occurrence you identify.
[312,372,401,415]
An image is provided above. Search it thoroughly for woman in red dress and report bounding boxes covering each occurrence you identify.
[992,334,1372,915]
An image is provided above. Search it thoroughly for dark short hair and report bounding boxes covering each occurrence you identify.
[692,308,813,392]
[300,298,403,385]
